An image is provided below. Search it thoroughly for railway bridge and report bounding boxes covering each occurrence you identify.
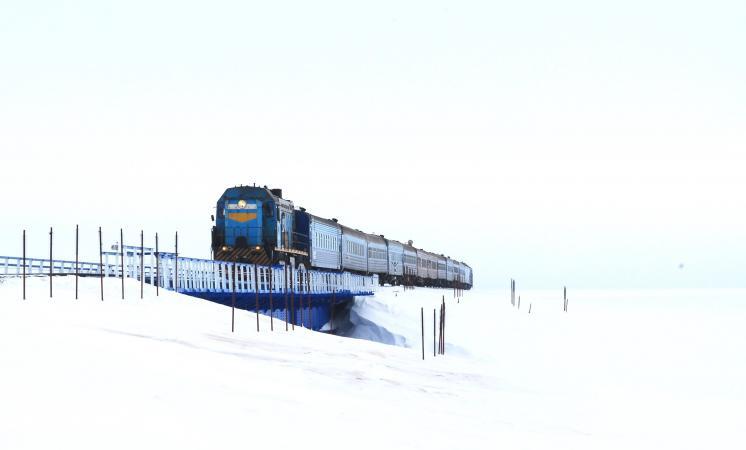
[1,248,377,331]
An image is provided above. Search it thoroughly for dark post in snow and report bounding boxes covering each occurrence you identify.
[290,265,295,330]
[442,300,446,355]
[75,225,79,300]
[564,286,567,312]
[299,271,304,327]
[330,286,336,333]
[254,264,260,332]
[120,228,125,300]
[155,233,159,296]
[231,264,236,333]
[269,265,274,331]
[174,231,179,292]
[438,303,443,355]
[518,295,521,310]
[140,230,144,300]
[284,264,289,331]
[22,229,26,300]
[433,308,436,357]
[420,307,425,361]
[306,273,313,330]
[98,227,103,301]
[49,227,53,298]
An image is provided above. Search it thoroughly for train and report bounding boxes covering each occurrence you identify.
[211,185,472,289]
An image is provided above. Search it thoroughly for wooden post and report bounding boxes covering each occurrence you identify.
[99,227,103,301]
[75,225,79,300]
[140,230,144,299]
[49,227,53,298]
[290,265,295,330]
[155,233,159,296]
[284,264,289,331]
[433,308,436,357]
[420,307,425,360]
[441,302,446,355]
[438,303,443,355]
[254,264,260,332]
[174,231,179,292]
[120,228,125,299]
[231,264,236,333]
[299,271,304,328]
[330,287,336,332]
[306,273,313,330]
[22,229,26,300]
[564,286,567,312]
[269,265,274,331]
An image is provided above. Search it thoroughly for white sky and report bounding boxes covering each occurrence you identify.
[1,0,745,288]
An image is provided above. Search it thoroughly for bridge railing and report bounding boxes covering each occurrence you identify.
[0,254,377,296]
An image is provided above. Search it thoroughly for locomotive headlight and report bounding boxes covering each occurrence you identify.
[237,199,247,209]
[255,246,261,250]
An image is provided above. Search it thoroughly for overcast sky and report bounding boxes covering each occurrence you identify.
[1,0,745,289]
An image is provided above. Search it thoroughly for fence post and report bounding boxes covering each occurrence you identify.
[269,265,274,331]
[306,272,313,330]
[175,231,179,292]
[433,308,436,357]
[284,264,289,331]
[49,227,53,298]
[140,230,144,299]
[441,301,446,355]
[22,229,26,300]
[75,225,79,300]
[120,228,124,300]
[290,265,295,330]
[155,233,159,296]
[254,264,260,332]
[99,227,104,301]
[299,271,304,328]
[330,287,336,332]
[231,264,236,333]
[420,307,425,360]
[564,286,567,312]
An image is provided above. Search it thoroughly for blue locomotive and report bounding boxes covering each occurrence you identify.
[211,185,472,288]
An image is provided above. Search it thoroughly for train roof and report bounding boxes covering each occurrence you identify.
[299,211,340,230]
[339,224,368,240]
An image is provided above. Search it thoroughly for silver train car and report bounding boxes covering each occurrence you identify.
[214,186,472,289]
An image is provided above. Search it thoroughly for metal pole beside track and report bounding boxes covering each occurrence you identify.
[231,264,236,333]
[75,225,79,300]
[306,272,313,330]
[330,287,335,333]
[140,230,144,299]
[22,230,26,300]
[420,307,425,360]
[120,228,124,300]
[299,270,304,328]
[155,233,159,296]
[284,264,288,331]
[254,264,260,332]
[290,265,295,330]
[49,227,53,298]
[269,265,274,331]
[99,227,103,301]
[175,231,178,292]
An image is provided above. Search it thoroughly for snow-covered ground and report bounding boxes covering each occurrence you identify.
[1,277,745,449]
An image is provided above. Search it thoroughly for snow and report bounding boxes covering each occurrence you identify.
[1,277,745,449]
